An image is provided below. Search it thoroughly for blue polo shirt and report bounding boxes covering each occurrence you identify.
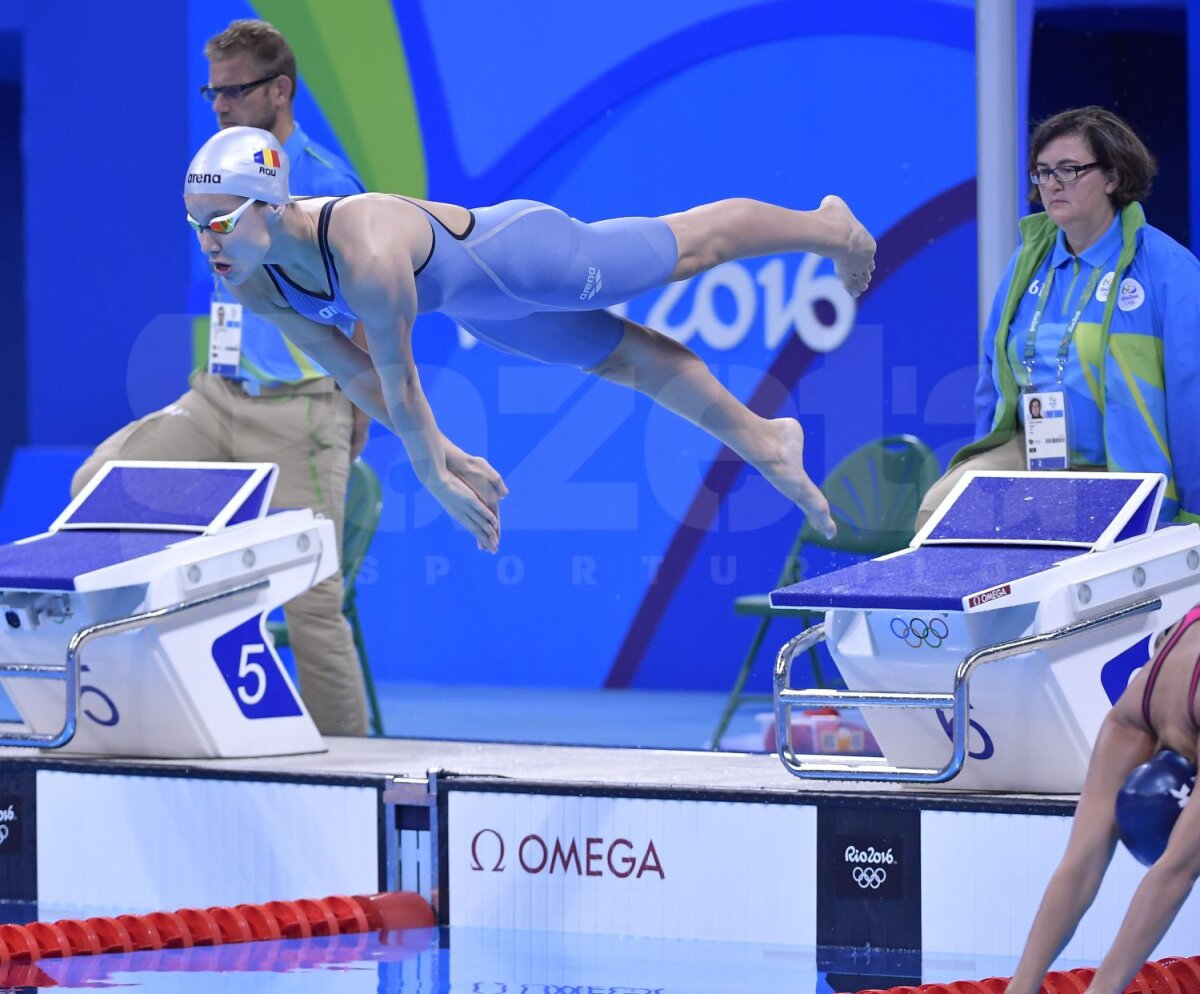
[998,214,1123,466]
[975,208,1200,521]
[232,122,365,388]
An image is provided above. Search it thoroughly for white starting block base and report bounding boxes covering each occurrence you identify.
[0,462,334,759]
[772,472,1200,791]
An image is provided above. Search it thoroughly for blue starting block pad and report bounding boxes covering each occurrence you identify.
[773,473,1166,614]
[770,472,1200,791]
[56,463,274,532]
[0,461,336,759]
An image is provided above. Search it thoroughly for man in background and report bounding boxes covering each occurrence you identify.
[72,19,371,735]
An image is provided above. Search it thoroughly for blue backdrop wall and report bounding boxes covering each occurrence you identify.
[21,0,192,445]
[9,0,987,693]
[344,1,982,691]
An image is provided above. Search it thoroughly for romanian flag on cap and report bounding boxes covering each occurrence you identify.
[254,149,281,168]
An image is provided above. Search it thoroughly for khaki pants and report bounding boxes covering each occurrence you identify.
[72,371,369,736]
[915,435,1027,531]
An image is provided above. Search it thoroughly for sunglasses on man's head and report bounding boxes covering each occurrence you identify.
[186,197,257,234]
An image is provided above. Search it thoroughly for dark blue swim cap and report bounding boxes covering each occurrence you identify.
[1115,749,1195,866]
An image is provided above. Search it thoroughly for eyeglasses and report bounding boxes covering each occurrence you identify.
[199,73,280,103]
[187,197,257,234]
[1029,162,1103,186]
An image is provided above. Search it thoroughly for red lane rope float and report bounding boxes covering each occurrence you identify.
[0,924,38,961]
[837,956,1200,994]
[1163,959,1200,993]
[54,918,100,956]
[85,916,133,954]
[25,921,70,959]
[1142,961,1182,994]
[142,911,193,949]
[235,903,282,942]
[206,905,254,944]
[354,891,436,932]
[1046,971,1087,994]
[0,891,433,968]
[295,898,339,937]
[176,908,223,947]
[324,895,370,934]
[262,900,311,940]
[116,913,161,953]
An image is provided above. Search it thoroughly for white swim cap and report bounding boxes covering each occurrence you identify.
[184,126,290,205]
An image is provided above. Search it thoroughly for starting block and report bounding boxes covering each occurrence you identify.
[771,472,1200,791]
[0,461,335,758]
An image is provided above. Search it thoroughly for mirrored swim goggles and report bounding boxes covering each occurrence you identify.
[186,196,258,234]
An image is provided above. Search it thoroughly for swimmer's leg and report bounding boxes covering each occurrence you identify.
[660,195,876,297]
[582,314,835,538]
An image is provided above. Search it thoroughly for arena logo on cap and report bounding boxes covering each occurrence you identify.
[187,172,222,185]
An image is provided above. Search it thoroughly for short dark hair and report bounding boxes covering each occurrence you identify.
[204,19,297,104]
[1027,106,1156,208]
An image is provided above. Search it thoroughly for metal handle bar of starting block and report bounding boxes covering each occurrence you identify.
[773,595,1163,784]
[0,577,270,749]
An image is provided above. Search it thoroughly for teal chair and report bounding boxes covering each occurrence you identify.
[711,434,941,749]
[269,458,385,736]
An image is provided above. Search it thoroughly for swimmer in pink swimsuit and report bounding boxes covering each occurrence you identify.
[1007,606,1200,994]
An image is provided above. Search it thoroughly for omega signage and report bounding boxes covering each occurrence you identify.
[468,828,665,880]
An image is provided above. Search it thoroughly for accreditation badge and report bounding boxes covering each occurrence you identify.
[208,297,243,377]
[1023,389,1069,470]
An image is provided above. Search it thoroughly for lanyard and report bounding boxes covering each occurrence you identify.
[1022,262,1105,386]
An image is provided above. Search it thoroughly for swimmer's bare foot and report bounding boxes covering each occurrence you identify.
[752,418,836,540]
[819,195,876,298]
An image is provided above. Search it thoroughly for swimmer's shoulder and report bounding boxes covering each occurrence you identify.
[1108,617,1199,734]
[321,192,443,281]
[1111,664,1153,730]
[325,192,471,235]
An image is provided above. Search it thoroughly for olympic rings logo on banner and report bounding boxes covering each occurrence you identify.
[890,616,949,648]
[853,866,887,889]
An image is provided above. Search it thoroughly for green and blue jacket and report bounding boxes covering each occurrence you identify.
[953,203,1200,524]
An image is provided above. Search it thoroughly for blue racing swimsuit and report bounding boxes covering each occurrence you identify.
[263,195,679,368]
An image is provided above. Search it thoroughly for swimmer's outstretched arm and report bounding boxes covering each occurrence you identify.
[247,305,393,423]
[1087,728,1200,994]
[248,299,505,552]
[333,209,507,552]
[1007,708,1154,994]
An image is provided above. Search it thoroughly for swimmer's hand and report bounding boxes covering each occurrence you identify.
[443,444,509,552]
[428,470,502,553]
